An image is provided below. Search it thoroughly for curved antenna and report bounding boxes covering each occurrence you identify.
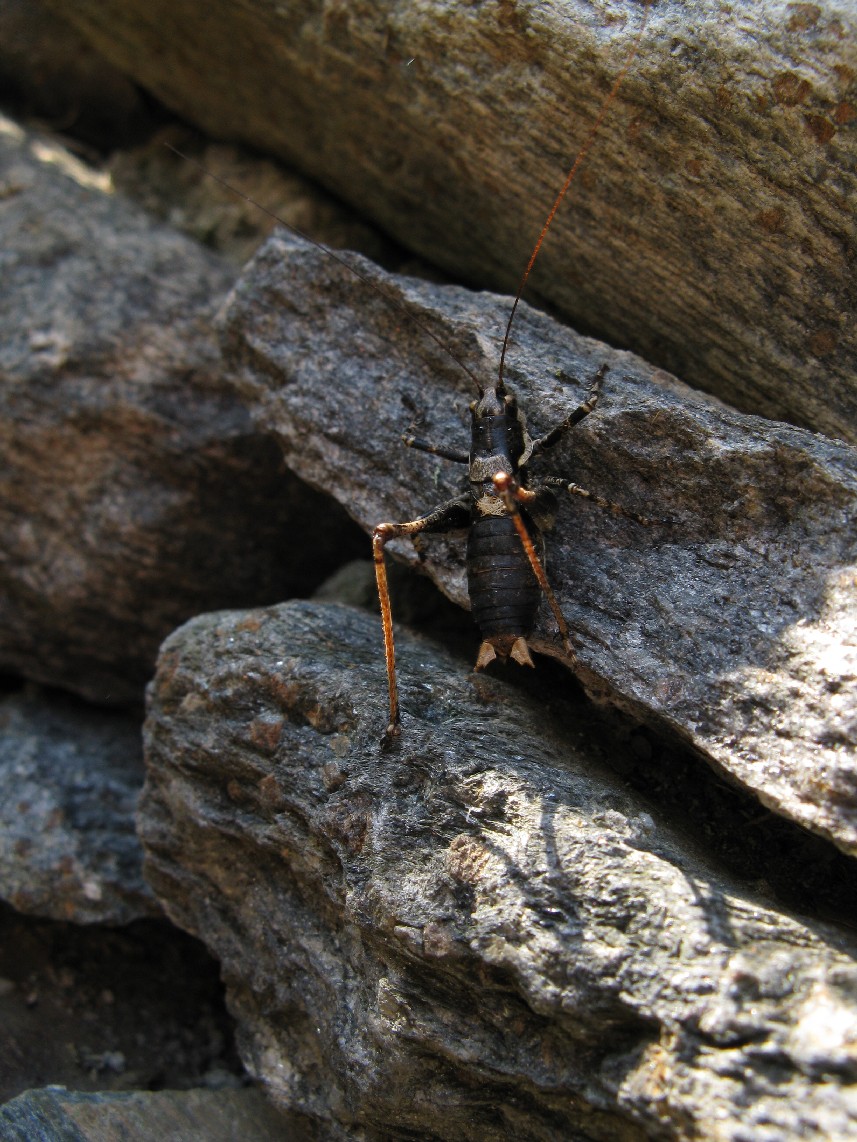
[166,143,485,394]
[497,0,652,390]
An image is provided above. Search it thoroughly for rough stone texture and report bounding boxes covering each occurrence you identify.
[141,600,857,1141]
[43,0,857,443]
[222,235,857,857]
[0,117,366,705]
[0,1086,310,1142]
[0,685,156,924]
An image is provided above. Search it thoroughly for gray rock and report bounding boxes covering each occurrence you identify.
[0,686,156,924]
[140,599,857,1141]
[44,0,857,441]
[0,119,365,704]
[0,1086,309,1141]
[222,235,857,856]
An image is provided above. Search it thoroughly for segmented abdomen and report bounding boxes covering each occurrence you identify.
[466,515,541,639]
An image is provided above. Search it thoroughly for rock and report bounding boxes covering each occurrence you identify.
[43,0,857,441]
[0,685,157,924]
[140,599,857,1141]
[0,1086,307,1141]
[0,117,366,705]
[222,235,857,856]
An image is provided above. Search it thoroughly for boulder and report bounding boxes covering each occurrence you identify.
[44,0,857,441]
[141,599,857,1141]
[0,119,365,704]
[222,235,857,856]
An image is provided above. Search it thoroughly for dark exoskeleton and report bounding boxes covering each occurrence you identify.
[371,1,653,745]
[372,363,654,747]
[166,0,654,750]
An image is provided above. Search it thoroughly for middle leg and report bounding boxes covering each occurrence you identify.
[530,363,607,457]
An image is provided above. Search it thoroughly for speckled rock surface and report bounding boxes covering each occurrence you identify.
[140,599,857,1141]
[0,686,157,924]
[0,119,365,705]
[222,235,857,856]
[2,6,855,1131]
[44,0,857,441]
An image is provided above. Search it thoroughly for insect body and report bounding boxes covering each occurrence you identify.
[373,3,653,746]
[372,359,655,747]
[466,383,545,672]
[170,5,653,749]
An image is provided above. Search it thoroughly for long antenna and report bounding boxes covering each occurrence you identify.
[165,143,485,394]
[497,0,652,389]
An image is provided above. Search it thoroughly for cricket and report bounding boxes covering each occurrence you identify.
[372,0,653,747]
[170,0,653,749]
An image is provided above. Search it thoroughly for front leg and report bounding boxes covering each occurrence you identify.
[373,496,470,748]
[530,363,607,457]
